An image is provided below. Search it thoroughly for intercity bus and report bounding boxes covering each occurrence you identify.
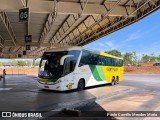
[38,46,124,91]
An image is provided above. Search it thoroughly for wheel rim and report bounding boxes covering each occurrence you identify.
[116,78,119,84]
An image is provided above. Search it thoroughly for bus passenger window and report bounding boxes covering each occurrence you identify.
[44,61,49,70]
[107,57,111,66]
[111,59,115,66]
[101,57,105,65]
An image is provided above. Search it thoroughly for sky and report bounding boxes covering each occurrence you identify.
[84,10,160,57]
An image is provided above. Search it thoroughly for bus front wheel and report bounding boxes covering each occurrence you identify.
[77,79,85,91]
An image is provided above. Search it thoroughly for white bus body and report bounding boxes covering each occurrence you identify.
[38,46,123,91]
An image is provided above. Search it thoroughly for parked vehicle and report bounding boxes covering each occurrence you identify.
[153,63,160,66]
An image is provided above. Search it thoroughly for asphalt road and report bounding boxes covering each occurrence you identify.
[0,74,160,120]
[45,74,160,120]
[96,74,160,120]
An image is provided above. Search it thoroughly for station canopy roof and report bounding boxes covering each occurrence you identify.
[0,0,159,58]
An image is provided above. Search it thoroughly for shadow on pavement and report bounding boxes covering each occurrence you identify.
[44,101,116,120]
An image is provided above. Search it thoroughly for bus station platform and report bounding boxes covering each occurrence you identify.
[0,75,130,114]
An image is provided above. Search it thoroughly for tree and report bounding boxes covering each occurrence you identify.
[0,62,4,66]
[25,60,33,66]
[123,52,133,65]
[150,53,156,62]
[132,51,138,66]
[105,50,122,57]
[17,60,26,66]
[141,54,150,63]
[34,61,40,66]
[157,55,160,62]
[10,59,18,66]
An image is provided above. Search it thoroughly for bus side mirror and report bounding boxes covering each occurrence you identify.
[60,55,74,65]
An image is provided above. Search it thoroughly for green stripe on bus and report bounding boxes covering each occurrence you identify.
[96,66,106,80]
[89,65,105,81]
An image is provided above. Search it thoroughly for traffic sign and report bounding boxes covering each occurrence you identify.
[18,54,22,58]
[0,48,2,52]
[19,8,29,22]
[25,35,32,42]
[26,45,30,50]
[23,51,26,55]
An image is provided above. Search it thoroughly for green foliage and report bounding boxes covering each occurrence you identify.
[25,60,33,66]
[17,60,26,66]
[141,54,150,63]
[0,62,4,66]
[123,52,133,65]
[34,61,40,66]
[157,55,160,62]
[105,50,138,66]
[141,53,157,63]
[105,50,122,57]
[150,53,156,62]
[131,51,138,66]
[8,59,26,66]
[10,59,18,65]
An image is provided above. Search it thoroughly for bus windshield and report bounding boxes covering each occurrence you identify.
[38,50,80,80]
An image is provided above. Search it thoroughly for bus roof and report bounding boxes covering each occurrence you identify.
[45,46,123,60]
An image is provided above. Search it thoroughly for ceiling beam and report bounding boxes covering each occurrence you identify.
[79,0,89,17]
[20,0,27,8]
[0,35,5,48]
[0,53,39,58]
[52,15,89,45]
[0,1,136,17]
[0,11,17,46]
[57,15,90,45]
[39,0,58,46]
[49,15,70,44]
[77,0,160,46]
[4,41,50,47]
[62,0,122,45]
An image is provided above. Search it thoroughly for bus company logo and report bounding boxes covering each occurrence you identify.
[2,112,11,117]
[107,68,118,71]
[66,83,74,89]
[1,112,42,118]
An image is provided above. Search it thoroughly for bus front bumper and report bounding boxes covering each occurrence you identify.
[37,81,65,91]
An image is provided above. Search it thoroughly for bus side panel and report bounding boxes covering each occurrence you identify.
[68,65,124,90]
[89,65,124,84]
[119,66,124,81]
[102,66,124,83]
[75,65,106,87]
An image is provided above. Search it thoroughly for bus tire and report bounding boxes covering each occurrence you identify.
[116,76,119,84]
[77,79,85,91]
[111,77,115,86]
